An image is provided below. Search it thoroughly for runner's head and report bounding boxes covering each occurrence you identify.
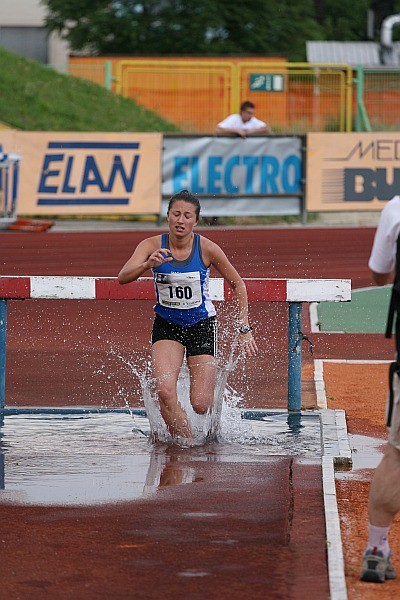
[167,190,201,219]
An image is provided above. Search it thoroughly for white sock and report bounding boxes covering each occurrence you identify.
[366,523,390,556]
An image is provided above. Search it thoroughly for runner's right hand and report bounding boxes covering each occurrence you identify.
[146,248,173,268]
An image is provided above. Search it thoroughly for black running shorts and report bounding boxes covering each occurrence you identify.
[151,315,217,357]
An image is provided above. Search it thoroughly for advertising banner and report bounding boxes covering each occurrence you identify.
[0,132,162,215]
[306,132,400,212]
[162,136,303,216]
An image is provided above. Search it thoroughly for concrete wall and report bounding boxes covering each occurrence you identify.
[0,0,68,68]
[1,0,46,25]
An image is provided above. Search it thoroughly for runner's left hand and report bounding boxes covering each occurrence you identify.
[237,332,258,356]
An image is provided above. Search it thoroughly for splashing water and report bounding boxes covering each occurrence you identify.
[111,343,251,447]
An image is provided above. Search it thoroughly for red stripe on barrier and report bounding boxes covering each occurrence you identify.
[223,279,287,301]
[0,277,31,299]
[95,278,154,300]
[246,279,287,301]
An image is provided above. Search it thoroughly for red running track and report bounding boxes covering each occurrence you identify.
[0,225,380,599]
[0,227,376,409]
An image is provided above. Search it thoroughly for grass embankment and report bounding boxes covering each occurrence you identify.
[0,47,179,132]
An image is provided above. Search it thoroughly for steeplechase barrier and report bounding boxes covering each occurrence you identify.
[0,276,351,413]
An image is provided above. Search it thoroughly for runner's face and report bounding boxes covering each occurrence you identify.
[167,201,198,235]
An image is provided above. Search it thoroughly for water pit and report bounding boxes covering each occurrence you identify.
[0,409,321,506]
[335,433,386,481]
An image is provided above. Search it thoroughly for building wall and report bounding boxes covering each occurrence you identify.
[0,0,68,68]
[1,0,46,25]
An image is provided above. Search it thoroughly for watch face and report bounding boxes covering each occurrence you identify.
[239,325,251,334]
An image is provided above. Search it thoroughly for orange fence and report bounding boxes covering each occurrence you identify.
[68,56,353,133]
[362,69,400,130]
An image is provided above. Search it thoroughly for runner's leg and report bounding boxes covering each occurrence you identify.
[187,354,217,414]
[368,443,400,527]
[152,340,192,439]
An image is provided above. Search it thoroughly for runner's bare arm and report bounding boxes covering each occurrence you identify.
[118,237,172,284]
[202,238,258,355]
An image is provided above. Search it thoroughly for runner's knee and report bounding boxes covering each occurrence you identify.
[191,395,212,414]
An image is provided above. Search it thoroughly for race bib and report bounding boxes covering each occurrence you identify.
[155,271,202,310]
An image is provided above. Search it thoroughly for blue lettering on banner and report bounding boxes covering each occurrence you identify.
[191,156,205,193]
[281,156,301,193]
[37,141,141,206]
[171,154,301,195]
[260,156,279,193]
[62,156,76,193]
[224,157,240,193]
[208,156,223,193]
[38,155,63,193]
[243,156,258,193]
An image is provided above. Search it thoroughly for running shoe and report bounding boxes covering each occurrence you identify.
[360,548,396,583]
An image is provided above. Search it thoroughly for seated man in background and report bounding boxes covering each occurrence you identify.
[216,100,272,137]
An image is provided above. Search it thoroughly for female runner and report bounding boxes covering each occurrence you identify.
[118,189,257,442]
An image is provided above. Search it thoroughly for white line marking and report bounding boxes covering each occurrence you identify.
[320,359,392,364]
[323,456,348,600]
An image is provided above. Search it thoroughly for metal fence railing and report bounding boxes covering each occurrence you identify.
[68,57,353,134]
[354,66,400,132]
[67,61,113,90]
[66,57,400,133]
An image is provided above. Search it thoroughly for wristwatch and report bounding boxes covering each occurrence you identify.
[238,324,252,334]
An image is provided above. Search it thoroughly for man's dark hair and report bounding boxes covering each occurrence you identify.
[240,100,255,112]
[167,189,201,218]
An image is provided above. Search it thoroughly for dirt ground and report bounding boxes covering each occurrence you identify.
[324,362,400,600]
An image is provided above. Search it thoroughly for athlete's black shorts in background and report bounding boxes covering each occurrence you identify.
[151,315,217,357]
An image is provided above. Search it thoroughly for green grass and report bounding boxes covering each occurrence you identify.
[0,47,179,132]
[317,286,392,333]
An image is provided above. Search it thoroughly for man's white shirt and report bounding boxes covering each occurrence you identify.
[369,195,400,274]
[217,113,267,130]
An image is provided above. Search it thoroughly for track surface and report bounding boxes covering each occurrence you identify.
[1,227,378,408]
[0,226,379,599]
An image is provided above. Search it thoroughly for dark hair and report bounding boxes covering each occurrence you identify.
[240,100,255,112]
[167,189,201,219]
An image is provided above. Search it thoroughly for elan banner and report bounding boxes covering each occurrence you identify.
[306,132,400,212]
[0,132,162,215]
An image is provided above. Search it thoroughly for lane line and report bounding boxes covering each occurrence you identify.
[323,456,348,600]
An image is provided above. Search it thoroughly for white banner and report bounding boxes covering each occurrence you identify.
[162,136,302,216]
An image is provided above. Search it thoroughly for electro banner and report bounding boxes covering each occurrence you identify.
[0,132,162,215]
[306,132,400,212]
[162,136,302,198]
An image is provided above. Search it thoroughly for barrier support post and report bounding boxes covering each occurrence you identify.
[288,302,302,411]
[0,299,7,410]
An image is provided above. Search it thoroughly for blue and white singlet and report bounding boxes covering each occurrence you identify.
[152,233,216,326]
